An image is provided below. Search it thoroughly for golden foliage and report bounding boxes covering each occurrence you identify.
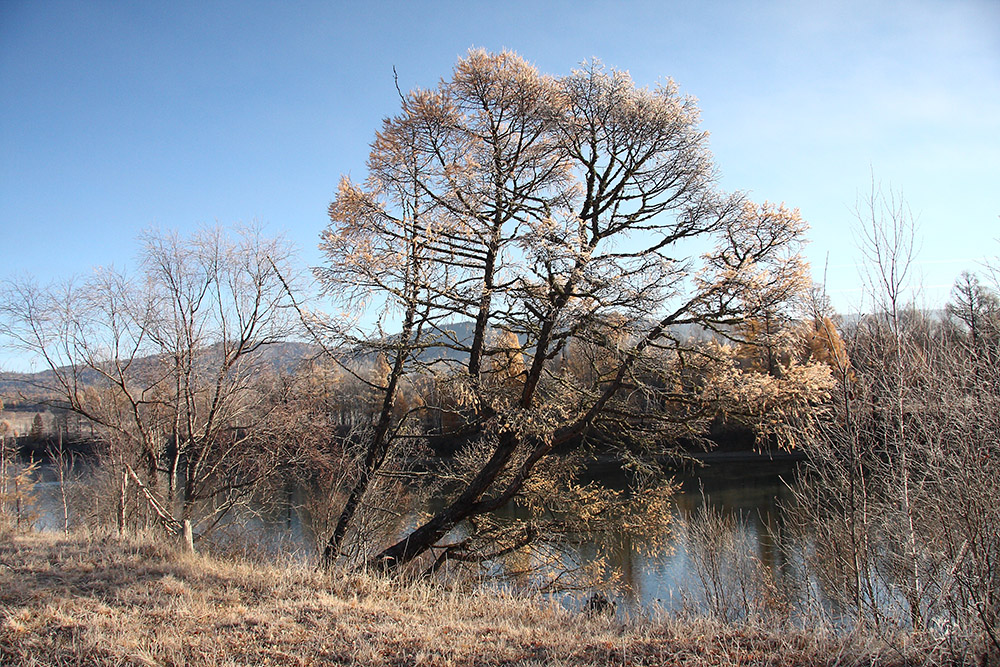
[312,49,815,574]
[805,316,852,376]
[705,341,834,450]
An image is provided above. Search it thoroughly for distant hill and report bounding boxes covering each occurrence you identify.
[0,321,723,408]
[0,340,321,407]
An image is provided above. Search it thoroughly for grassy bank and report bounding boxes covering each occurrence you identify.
[0,531,968,666]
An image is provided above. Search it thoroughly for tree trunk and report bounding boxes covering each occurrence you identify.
[368,429,520,572]
[322,405,398,565]
[323,275,421,565]
[118,463,128,535]
[182,519,195,553]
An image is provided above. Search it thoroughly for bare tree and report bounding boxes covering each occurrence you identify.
[793,191,1000,660]
[318,51,812,575]
[947,270,1000,362]
[0,225,300,545]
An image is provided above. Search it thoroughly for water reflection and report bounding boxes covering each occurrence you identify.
[589,458,800,613]
[29,456,803,614]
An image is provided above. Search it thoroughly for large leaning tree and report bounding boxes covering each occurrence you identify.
[317,50,813,576]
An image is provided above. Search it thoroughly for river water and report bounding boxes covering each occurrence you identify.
[578,456,802,613]
[27,455,804,614]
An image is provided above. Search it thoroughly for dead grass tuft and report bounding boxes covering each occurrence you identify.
[0,531,978,666]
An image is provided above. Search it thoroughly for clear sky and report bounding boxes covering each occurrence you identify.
[1,0,998,371]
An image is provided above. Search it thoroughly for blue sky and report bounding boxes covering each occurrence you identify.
[1,0,998,370]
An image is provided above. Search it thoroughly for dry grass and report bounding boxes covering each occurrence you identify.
[0,531,965,666]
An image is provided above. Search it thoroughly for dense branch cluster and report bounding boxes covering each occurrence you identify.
[314,50,815,574]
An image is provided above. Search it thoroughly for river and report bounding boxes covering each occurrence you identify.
[27,454,805,615]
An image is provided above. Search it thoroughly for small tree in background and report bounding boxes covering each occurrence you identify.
[0,417,15,527]
[0,225,302,546]
[946,270,1000,364]
[28,413,44,441]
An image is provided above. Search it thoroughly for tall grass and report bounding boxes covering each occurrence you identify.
[1,530,978,666]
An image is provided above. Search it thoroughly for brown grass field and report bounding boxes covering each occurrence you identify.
[0,531,968,666]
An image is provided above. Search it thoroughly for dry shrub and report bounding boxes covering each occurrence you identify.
[678,502,790,626]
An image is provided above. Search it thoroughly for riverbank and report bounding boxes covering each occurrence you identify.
[1,530,964,666]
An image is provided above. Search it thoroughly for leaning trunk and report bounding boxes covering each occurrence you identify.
[368,428,521,572]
